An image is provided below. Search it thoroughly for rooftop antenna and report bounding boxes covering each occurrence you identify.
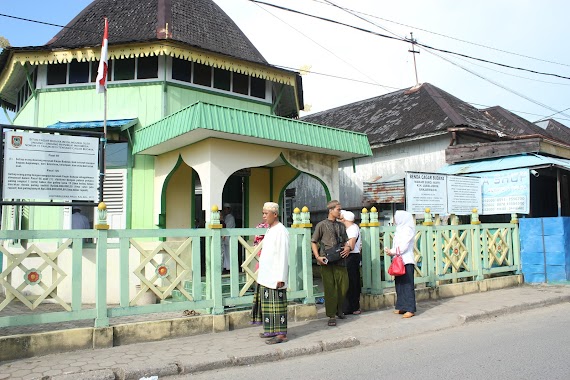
[407,32,420,85]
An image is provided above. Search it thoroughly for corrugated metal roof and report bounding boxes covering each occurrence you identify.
[48,119,138,130]
[438,153,570,174]
[363,178,405,204]
[132,102,372,159]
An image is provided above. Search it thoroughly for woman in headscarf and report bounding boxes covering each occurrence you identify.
[384,210,416,318]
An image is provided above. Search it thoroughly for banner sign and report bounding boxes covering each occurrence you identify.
[405,171,482,215]
[478,169,530,215]
[3,131,99,201]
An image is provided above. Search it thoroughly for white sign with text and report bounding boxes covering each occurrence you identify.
[3,131,99,201]
[447,175,482,215]
[405,172,447,214]
[406,172,482,215]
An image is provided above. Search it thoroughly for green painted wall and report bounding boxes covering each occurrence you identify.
[29,205,63,230]
[13,98,36,126]
[166,84,271,115]
[14,82,272,232]
[131,155,156,229]
[36,84,164,127]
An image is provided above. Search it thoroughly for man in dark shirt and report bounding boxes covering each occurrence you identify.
[311,200,350,326]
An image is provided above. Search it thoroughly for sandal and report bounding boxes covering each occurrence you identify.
[393,310,405,314]
[402,312,415,318]
[352,310,362,315]
[183,309,200,316]
[265,336,287,344]
[259,333,272,339]
[328,318,337,326]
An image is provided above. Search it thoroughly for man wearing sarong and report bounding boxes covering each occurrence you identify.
[251,202,289,344]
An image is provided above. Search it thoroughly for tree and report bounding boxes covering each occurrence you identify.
[0,36,10,49]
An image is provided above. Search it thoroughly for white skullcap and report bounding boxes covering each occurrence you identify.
[223,203,231,208]
[343,210,355,222]
[263,202,279,213]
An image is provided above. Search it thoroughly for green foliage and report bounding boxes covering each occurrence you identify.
[0,36,10,49]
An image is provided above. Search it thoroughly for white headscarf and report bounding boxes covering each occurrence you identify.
[393,210,415,250]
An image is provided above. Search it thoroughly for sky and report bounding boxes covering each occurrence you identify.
[1,0,569,127]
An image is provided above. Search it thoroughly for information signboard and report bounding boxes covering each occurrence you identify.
[447,175,482,215]
[3,131,99,201]
[405,172,447,214]
[406,171,482,215]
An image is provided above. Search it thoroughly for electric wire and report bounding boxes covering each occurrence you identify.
[1,7,569,123]
[308,0,570,68]
[252,2,394,90]
[315,1,570,121]
[248,0,570,81]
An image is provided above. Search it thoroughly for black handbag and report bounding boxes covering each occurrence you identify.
[324,222,344,264]
[325,243,344,263]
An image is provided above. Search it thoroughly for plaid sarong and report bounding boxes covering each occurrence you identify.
[251,284,287,336]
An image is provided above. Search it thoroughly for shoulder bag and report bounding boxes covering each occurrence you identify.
[324,221,344,264]
[387,247,406,276]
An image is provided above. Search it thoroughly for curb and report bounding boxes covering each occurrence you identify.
[49,336,360,380]
[459,294,570,323]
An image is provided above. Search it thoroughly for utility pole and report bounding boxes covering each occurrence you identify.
[407,32,420,85]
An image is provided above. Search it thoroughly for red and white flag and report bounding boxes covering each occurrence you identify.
[95,18,109,94]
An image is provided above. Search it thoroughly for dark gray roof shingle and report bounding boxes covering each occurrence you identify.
[482,106,559,140]
[543,119,570,144]
[300,83,501,147]
[46,0,267,64]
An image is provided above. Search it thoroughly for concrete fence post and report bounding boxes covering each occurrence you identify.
[298,206,314,304]
[368,207,382,294]
[208,205,224,315]
[95,202,109,327]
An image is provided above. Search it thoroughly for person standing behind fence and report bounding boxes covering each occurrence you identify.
[340,210,362,315]
[311,200,351,327]
[384,210,416,318]
[251,202,289,344]
[222,203,235,273]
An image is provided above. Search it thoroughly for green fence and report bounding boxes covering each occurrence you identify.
[0,207,520,330]
[360,217,521,294]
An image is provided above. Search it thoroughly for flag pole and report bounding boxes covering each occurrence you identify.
[96,17,109,202]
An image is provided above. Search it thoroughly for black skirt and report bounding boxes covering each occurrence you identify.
[395,263,416,313]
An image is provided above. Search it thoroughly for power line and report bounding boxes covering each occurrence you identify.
[252,2,393,90]
[248,0,570,81]
[308,0,570,68]
[274,62,570,122]
[2,7,568,124]
[534,106,570,123]
[282,0,570,122]
[421,46,570,119]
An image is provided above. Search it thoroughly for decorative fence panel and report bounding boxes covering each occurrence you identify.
[361,211,521,295]
[0,223,314,329]
[0,206,521,330]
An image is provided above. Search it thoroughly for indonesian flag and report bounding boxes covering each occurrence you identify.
[95,18,109,94]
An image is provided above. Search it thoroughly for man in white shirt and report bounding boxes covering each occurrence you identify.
[251,202,289,344]
[71,208,91,244]
[71,208,90,230]
[341,210,362,315]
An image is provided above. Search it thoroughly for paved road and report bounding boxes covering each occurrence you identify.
[170,302,570,380]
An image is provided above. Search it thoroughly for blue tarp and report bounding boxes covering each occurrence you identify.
[438,153,570,174]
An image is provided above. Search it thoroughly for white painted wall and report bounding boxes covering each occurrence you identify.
[289,135,450,210]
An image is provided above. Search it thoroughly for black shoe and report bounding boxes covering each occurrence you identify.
[336,313,346,319]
